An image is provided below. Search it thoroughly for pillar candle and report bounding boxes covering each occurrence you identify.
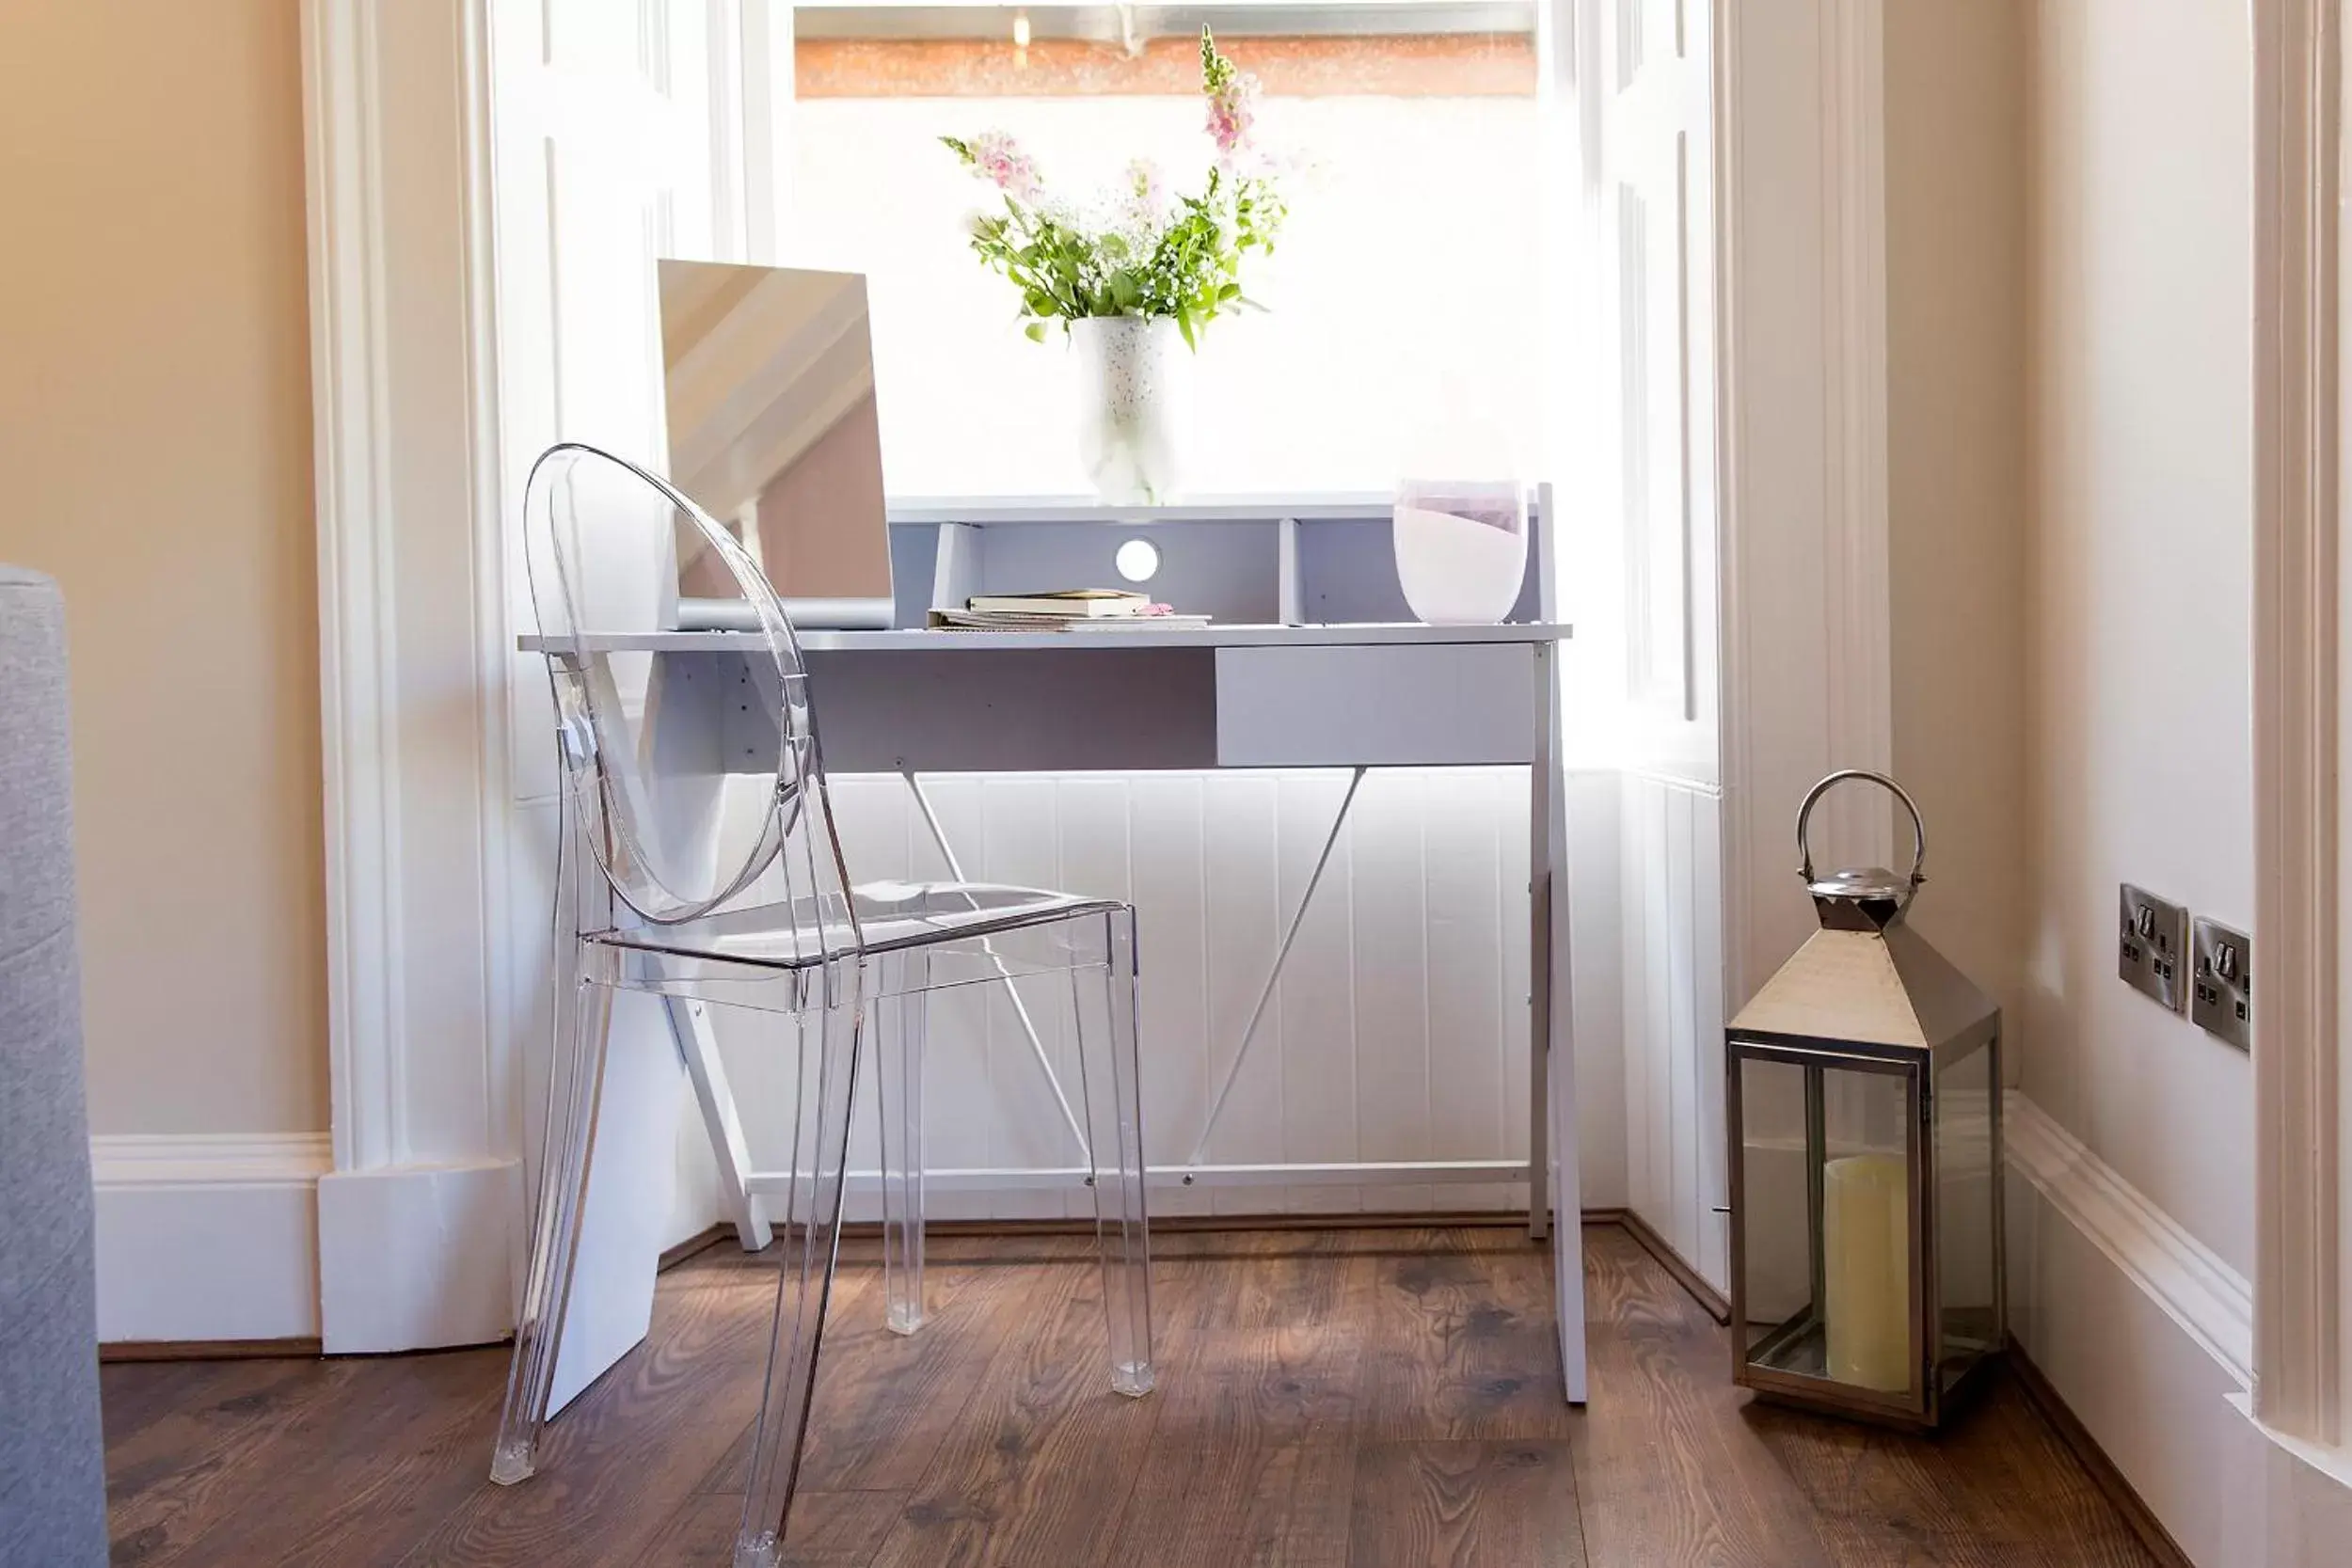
[1822,1152,1912,1391]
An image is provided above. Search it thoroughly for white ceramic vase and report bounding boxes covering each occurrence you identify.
[1071,315,1190,505]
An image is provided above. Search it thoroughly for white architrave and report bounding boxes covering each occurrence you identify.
[1817,0,1892,874]
[303,0,780,1355]
[1713,0,1894,1011]
[302,0,522,1353]
[2251,0,2344,1448]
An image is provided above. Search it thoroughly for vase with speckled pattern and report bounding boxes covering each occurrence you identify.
[1071,316,1190,505]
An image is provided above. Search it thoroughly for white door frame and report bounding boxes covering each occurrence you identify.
[1712,0,1895,1007]
[302,0,522,1351]
[299,0,783,1352]
[299,0,1902,1350]
[2251,0,2345,1450]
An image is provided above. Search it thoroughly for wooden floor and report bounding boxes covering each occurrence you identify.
[102,1224,2159,1567]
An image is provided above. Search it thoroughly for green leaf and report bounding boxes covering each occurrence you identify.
[1176,310,1198,351]
[1024,321,1049,343]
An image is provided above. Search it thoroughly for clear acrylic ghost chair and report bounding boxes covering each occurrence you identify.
[489,444,1154,1568]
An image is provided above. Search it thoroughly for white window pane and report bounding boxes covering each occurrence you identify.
[783,9,1546,497]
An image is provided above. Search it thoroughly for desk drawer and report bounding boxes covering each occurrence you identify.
[1215,642,1541,767]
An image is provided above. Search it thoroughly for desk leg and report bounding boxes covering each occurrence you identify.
[664,996,771,1252]
[1529,655,1553,1243]
[1532,643,1588,1403]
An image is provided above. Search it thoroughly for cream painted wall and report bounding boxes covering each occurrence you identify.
[2020,0,2254,1275]
[1883,0,2031,1036]
[0,0,327,1135]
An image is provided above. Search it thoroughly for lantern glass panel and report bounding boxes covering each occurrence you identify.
[1932,1036,1999,1391]
[1737,1053,1919,1402]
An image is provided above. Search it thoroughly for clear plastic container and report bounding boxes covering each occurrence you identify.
[1391,479,1529,625]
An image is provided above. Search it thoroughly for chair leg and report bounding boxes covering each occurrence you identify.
[1072,908,1154,1398]
[877,947,930,1336]
[733,972,863,1568]
[490,970,614,1485]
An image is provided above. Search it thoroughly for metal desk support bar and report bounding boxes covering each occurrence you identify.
[897,765,1538,1205]
[901,771,1092,1161]
[1184,766,1369,1171]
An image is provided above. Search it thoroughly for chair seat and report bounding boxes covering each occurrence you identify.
[591,879,1122,970]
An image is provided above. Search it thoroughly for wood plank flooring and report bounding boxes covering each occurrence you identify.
[100,1225,2160,1568]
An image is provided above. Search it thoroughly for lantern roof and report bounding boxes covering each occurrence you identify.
[1727,923,1996,1055]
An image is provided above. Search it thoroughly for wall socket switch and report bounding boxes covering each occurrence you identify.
[2119,885,2187,1012]
[2190,917,2251,1051]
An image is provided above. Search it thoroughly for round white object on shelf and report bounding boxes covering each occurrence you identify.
[1114,537,1161,583]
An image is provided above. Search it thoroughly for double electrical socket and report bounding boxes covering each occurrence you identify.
[2119,884,2249,1051]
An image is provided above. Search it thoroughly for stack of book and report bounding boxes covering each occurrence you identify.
[928,589,1211,632]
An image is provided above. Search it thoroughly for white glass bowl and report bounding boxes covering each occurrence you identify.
[1392,480,1528,625]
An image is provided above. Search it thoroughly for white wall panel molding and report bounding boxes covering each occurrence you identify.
[2006,1093,2253,1386]
[1615,769,1727,1291]
[91,1134,333,1343]
[2007,1148,2243,1566]
[2250,0,2344,1446]
[2005,1090,2352,1563]
[787,768,1554,1220]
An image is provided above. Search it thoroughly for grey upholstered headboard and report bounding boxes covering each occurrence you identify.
[0,564,107,1565]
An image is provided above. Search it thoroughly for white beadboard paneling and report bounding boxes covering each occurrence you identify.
[1129,774,1213,1217]
[1620,769,1729,1292]
[656,767,1548,1226]
[1628,770,1665,1222]
[1692,798,1729,1284]
[1495,768,1535,1206]
[1202,773,1288,1213]
[1635,778,1674,1225]
[1352,770,1434,1214]
[1566,769,1629,1212]
[1056,774,1136,1220]
[904,775,995,1222]
[1665,786,1698,1264]
[1276,771,1361,1215]
[1427,768,1514,1216]
[978,774,1074,1220]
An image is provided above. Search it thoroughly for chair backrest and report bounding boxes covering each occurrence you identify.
[522,443,855,931]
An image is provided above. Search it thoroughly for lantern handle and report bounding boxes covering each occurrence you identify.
[1795,769,1927,911]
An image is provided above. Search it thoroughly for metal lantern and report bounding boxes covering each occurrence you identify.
[1726,770,2004,1430]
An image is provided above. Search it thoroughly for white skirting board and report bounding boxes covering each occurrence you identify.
[90,1133,333,1343]
[2004,1092,2352,1565]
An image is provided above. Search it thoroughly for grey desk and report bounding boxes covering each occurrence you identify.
[526,620,1587,1402]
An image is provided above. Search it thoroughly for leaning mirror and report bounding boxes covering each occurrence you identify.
[657,260,893,627]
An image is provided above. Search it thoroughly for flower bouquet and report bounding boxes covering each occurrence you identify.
[943,28,1287,500]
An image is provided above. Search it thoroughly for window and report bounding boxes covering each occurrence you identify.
[782,2,1548,498]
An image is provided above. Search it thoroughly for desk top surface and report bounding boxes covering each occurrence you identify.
[519,622,1573,655]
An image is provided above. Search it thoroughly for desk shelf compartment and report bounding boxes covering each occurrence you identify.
[886,495,1554,630]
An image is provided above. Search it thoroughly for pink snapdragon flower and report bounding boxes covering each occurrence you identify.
[1200,26,1261,157]
[1204,69,1260,155]
[964,130,1041,203]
